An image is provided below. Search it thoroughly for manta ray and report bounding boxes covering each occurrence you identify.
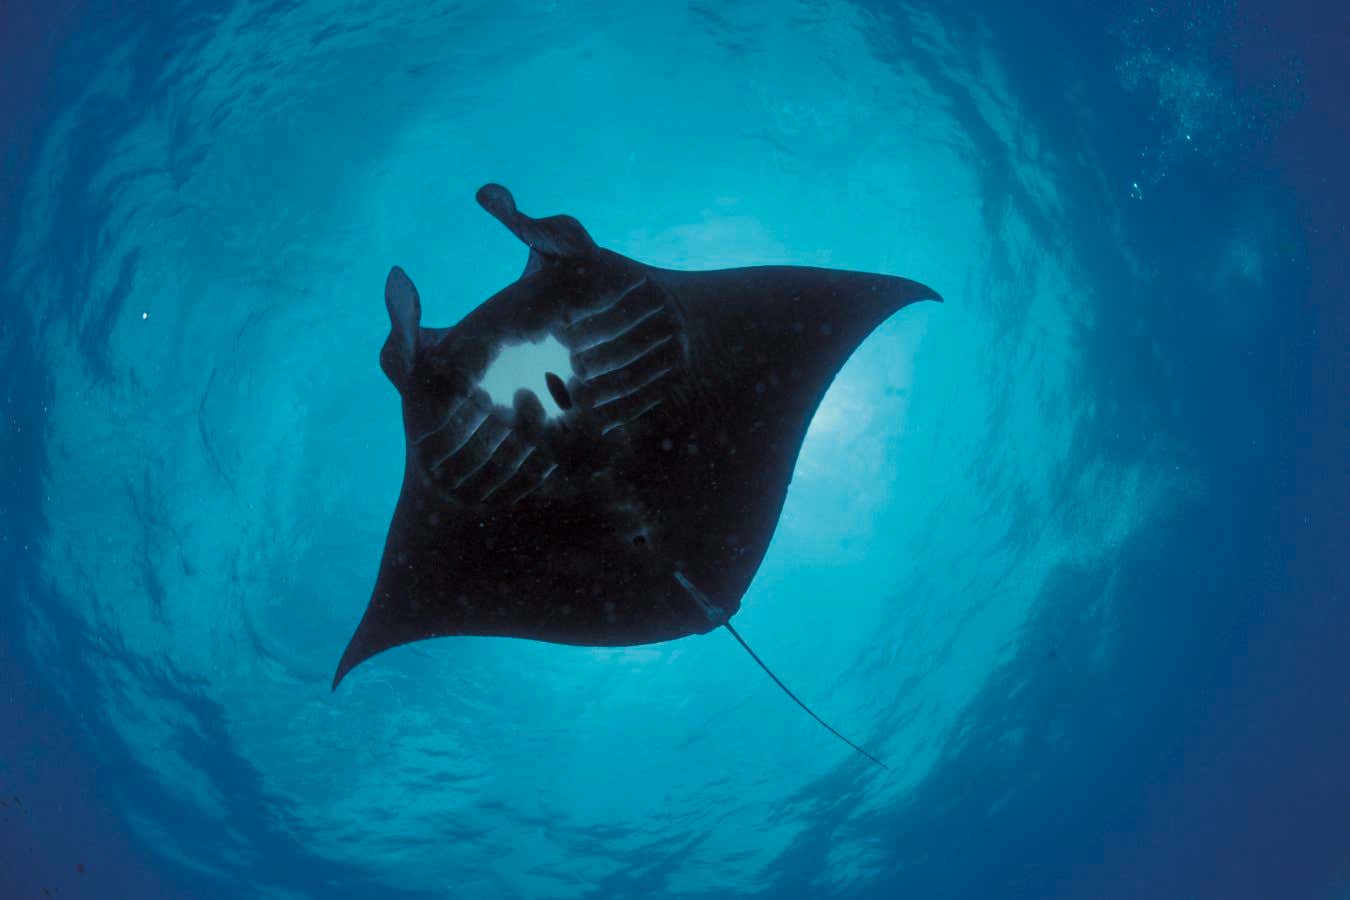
[334,184,940,768]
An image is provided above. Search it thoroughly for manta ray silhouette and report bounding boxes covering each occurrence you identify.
[334,184,940,768]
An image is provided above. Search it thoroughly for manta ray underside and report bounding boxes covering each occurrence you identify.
[334,184,940,767]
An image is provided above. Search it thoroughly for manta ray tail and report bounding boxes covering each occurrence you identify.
[675,571,886,768]
[722,622,890,770]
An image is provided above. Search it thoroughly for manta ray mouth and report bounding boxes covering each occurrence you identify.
[478,334,575,417]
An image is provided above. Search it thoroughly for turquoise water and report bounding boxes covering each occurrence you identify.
[2,2,1345,898]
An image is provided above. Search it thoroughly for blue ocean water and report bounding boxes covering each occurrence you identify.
[1,1,1345,898]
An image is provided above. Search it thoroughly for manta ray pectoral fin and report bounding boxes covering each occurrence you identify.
[380,266,421,390]
[476,183,597,267]
[888,275,943,305]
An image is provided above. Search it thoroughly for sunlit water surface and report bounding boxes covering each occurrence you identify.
[2,2,1341,899]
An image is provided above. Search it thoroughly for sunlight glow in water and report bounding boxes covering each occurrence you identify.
[8,3,1141,889]
[2,0,1315,897]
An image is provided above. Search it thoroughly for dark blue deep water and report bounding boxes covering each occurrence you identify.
[2,2,1346,898]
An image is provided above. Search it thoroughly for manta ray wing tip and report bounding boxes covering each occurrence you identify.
[331,659,350,692]
[906,278,943,304]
